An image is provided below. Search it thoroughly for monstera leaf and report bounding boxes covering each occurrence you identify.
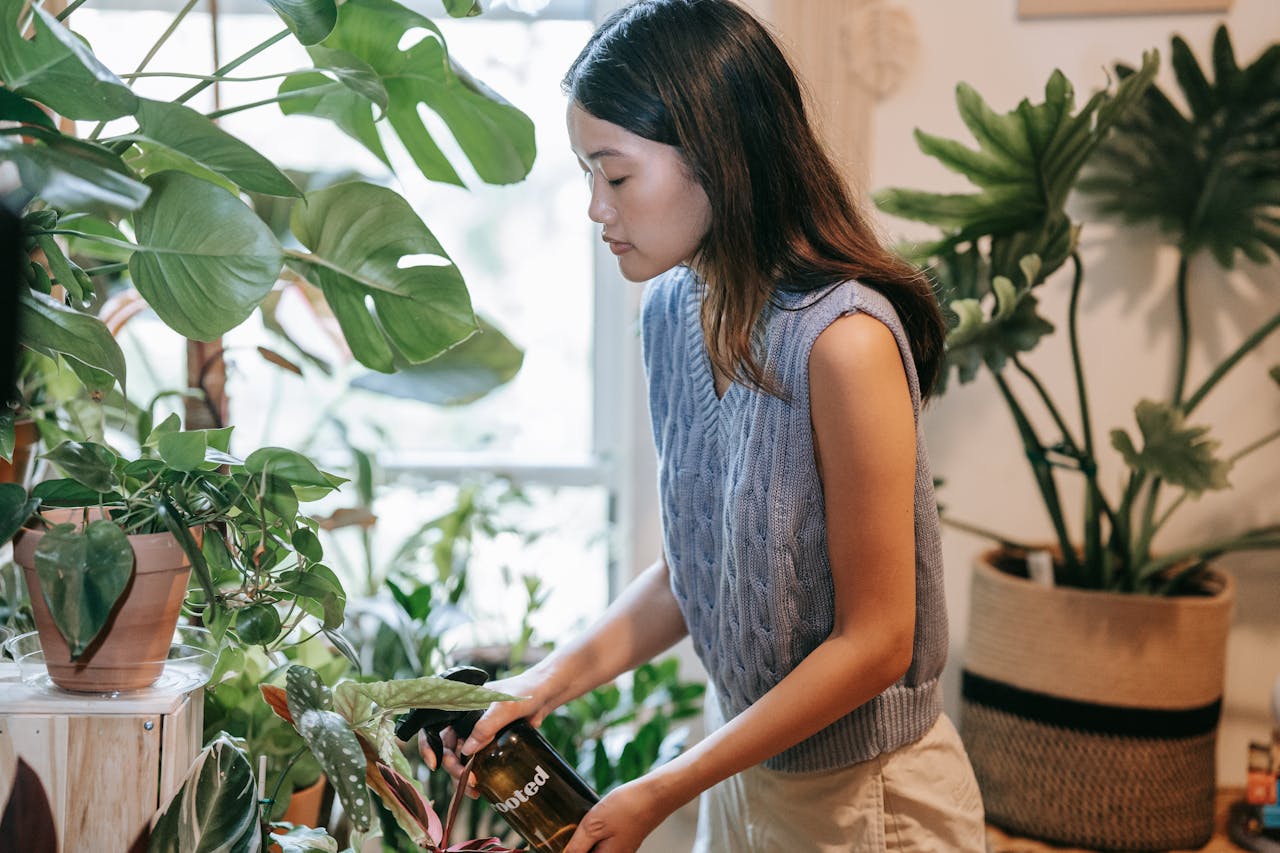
[279,0,535,186]
[0,0,137,120]
[1111,400,1232,495]
[876,51,1158,282]
[288,181,478,372]
[0,134,149,217]
[1080,26,1280,268]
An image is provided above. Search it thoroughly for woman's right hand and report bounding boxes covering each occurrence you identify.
[423,666,564,797]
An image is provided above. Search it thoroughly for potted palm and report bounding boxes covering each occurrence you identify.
[875,27,1280,851]
[0,417,347,692]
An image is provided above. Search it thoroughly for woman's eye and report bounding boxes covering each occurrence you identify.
[608,177,627,187]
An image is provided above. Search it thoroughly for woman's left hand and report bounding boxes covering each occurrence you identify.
[563,778,672,853]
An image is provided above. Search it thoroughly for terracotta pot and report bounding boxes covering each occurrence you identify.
[0,418,39,487]
[960,548,1236,851]
[280,775,327,828]
[13,512,196,693]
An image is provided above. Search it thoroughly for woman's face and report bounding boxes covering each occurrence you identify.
[567,102,712,283]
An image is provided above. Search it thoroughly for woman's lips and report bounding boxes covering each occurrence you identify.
[606,240,632,255]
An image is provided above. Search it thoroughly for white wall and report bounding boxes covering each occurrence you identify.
[867,0,1280,785]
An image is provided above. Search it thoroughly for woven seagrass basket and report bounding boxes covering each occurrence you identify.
[960,549,1235,851]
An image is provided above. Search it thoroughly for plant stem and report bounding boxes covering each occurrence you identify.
[175,28,291,105]
[81,261,129,276]
[1066,252,1105,583]
[991,370,1082,582]
[204,87,320,120]
[119,69,303,82]
[87,0,202,141]
[1171,252,1191,406]
[1137,526,1280,582]
[938,515,1035,550]
[54,0,88,21]
[1010,356,1078,452]
[264,745,310,815]
[40,229,137,252]
[1183,308,1280,415]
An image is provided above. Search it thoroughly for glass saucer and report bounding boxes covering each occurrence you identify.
[3,625,221,696]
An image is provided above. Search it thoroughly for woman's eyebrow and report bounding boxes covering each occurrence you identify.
[587,147,625,160]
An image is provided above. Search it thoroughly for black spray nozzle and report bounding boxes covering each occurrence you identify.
[396,665,489,766]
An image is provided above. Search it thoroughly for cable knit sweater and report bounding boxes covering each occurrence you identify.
[640,266,947,772]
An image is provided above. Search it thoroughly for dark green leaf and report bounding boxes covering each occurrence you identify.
[291,527,324,561]
[0,482,39,545]
[235,602,283,646]
[244,447,335,488]
[442,0,482,16]
[29,478,115,507]
[34,520,134,658]
[350,316,522,404]
[0,0,138,120]
[148,736,261,853]
[265,0,339,45]
[42,440,119,492]
[0,85,55,130]
[0,135,149,216]
[19,290,127,394]
[130,99,301,197]
[130,171,283,341]
[289,181,478,372]
[0,412,12,463]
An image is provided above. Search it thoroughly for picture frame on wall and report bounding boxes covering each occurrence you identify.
[1019,0,1232,16]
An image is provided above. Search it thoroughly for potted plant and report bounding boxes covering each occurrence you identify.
[0,416,347,692]
[875,27,1280,851]
[1,0,534,432]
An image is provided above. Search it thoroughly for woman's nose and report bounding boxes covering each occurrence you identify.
[587,187,614,225]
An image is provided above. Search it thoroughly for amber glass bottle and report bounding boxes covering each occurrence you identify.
[465,718,599,853]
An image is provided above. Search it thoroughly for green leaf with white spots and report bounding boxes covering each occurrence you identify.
[296,707,372,832]
[286,664,334,716]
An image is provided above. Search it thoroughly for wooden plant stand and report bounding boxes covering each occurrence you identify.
[0,662,204,852]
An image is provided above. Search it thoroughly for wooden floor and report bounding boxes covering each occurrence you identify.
[987,789,1252,852]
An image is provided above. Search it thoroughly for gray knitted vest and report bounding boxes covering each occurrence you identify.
[641,266,947,772]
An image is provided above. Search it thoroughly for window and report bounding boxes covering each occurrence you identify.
[79,0,643,647]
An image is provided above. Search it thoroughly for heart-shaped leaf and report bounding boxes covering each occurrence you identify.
[29,478,117,507]
[157,430,208,472]
[234,602,283,646]
[129,99,301,197]
[244,447,337,489]
[0,483,39,546]
[289,181,478,372]
[0,0,138,120]
[130,171,284,341]
[34,520,134,658]
[42,440,120,493]
[148,736,262,853]
[20,290,127,394]
[265,0,338,45]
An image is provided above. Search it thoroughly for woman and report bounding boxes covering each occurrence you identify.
[434,1,985,849]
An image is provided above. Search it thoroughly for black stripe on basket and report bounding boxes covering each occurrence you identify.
[961,669,1221,739]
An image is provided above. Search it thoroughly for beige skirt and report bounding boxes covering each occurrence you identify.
[692,693,986,852]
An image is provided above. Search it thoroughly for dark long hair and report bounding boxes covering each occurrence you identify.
[563,0,944,400]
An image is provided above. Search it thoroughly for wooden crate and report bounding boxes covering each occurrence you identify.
[0,662,204,853]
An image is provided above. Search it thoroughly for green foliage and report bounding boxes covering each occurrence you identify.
[3,0,535,386]
[540,658,705,794]
[1079,28,1280,267]
[148,736,262,853]
[876,29,1280,593]
[0,422,347,653]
